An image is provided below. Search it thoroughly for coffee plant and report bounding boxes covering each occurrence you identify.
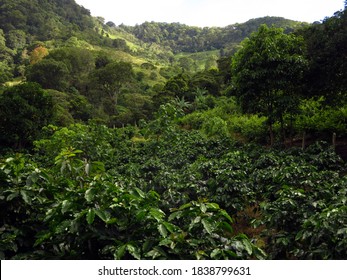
[1,121,346,260]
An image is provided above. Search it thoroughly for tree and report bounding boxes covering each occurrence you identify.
[0,29,14,83]
[90,61,134,121]
[0,82,53,149]
[106,21,116,28]
[162,73,190,100]
[26,58,69,91]
[29,45,49,64]
[231,25,307,146]
[190,70,221,97]
[48,47,95,90]
[0,61,13,83]
[302,6,347,102]
[178,57,195,72]
[6,29,26,50]
[95,51,112,69]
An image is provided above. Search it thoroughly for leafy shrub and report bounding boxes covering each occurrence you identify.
[1,119,346,260]
[202,117,229,138]
[0,143,263,260]
[294,98,347,135]
[228,114,267,142]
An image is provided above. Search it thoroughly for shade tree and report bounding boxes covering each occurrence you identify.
[231,25,308,145]
[0,82,53,149]
[90,61,135,125]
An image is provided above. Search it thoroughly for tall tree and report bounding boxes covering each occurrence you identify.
[303,5,347,102]
[26,58,69,91]
[231,25,308,145]
[48,47,95,90]
[0,82,53,149]
[91,61,134,119]
[29,45,49,65]
[0,29,14,83]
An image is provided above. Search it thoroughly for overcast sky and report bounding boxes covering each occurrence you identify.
[75,0,345,27]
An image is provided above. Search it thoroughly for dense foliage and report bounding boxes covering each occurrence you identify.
[1,121,346,259]
[231,25,308,145]
[0,82,53,149]
[120,17,307,54]
[0,0,347,260]
[0,0,94,39]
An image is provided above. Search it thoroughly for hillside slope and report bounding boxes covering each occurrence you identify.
[0,0,94,40]
[116,17,308,54]
[0,0,309,71]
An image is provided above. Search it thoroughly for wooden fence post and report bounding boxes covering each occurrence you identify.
[302,131,306,150]
[332,132,336,149]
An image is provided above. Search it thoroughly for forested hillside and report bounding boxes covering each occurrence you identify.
[120,17,307,53]
[0,0,94,39]
[0,0,347,260]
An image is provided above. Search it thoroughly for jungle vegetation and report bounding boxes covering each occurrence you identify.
[0,0,347,260]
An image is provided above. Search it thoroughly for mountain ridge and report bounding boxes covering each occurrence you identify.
[0,0,309,55]
[0,0,311,88]
[106,16,308,54]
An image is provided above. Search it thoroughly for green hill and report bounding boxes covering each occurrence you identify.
[0,0,309,82]
[0,0,313,128]
[0,0,94,40]
[118,17,308,54]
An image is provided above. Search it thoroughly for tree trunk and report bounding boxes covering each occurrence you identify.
[302,131,306,150]
[289,115,294,147]
[269,123,274,147]
[279,114,285,145]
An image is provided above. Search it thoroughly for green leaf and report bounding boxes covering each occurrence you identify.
[178,202,192,210]
[206,202,220,210]
[69,219,79,233]
[200,203,207,213]
[20,190,31,204]
[116,244,127,260]
[168,211,182,221]
[94,209,110,222]
[146,247,167,259]
[241,239,253,255]
[148,190,160,200]
[337,228,347,235]
[127,244,141,260]
[106,218,118,225]
[85,163,91,176]
[162,222,178,233]
[159,238,173,247]
[149,208,165,222]
[220,209,233,223]
[142,239,153,253]
[134,187,145,198]
[210,248,221,259]
[158,224,168,238]
[295,230,304,241]
[220,221,233,233]
[86,209,95,225]
[135,209,147,220]
[6,192,19,201]
[85,188,95,202]
[193,216,201,224]
[201,218,214,234]
[61,200,73,214]
[232,240,244,252]
[34,232,52,247]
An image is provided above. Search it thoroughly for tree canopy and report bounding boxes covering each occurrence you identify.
[231,25,308,145]
[0,82,53,148]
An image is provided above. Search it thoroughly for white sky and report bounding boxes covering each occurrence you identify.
[75,0,345,27]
